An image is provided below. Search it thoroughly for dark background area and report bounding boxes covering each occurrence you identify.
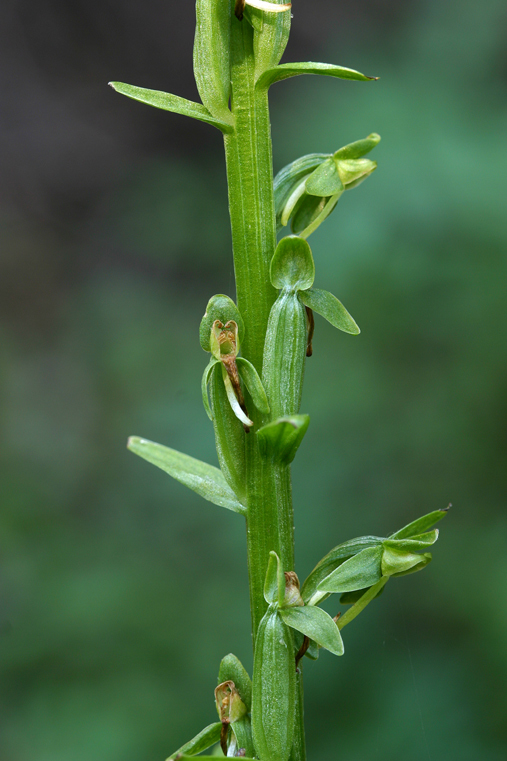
[1,1,507,759]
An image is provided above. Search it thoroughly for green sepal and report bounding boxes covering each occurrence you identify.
[108,82,233,133]
[127,437,246,515]
[383,548,432,577]
[298,288,360,335]
[334,133,381,160]
[301,536,385,602]
[252,607,296,761]
[166,722,222,760]
[305,158,344,196]
[339,583,385,605]
[200,295,245,352]
[218,654,252,712]
[389,507,449,540]
[209,366,247,501]
[202,358,220,420]
[264,551,285,606]
[317,545,383,594]
[257,415,310,464]
[193,0,233,123]
[270,236,315,291]
[256,61,377,89]
[383,529,439,552]
[236,357,270,414]
[279,605,344,656]
[291,193,341,239]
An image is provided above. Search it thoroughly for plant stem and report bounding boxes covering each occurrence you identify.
[223,15,296,638]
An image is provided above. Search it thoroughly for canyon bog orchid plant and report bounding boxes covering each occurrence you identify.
[110,1,448,758]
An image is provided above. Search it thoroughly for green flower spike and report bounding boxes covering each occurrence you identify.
[274,133,381,238]
[201,295,270,431]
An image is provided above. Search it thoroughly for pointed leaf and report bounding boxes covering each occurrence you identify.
[236,357,270,414]
[301,536,385,602]
[257,61,377,89]
[280,605,344,656]
[305,158,344,196]
[298,288,360,335]
[383,529,439,552]
[334,133,381,160]
[108,82,233,133]
[291,193,341,239]
[201,359,220,420]
[381,545,428,576]
[270,236,315,291]
[127,437,246,515]
[389,507,449,539]
[257,415,310,464]
[166,722,222,759]
[264,551,285,606]
[317,545,383,594]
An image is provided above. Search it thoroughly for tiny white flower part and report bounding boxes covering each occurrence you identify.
[244,0,291,12]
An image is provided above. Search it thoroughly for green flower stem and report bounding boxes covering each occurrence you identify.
[223,14,296,639]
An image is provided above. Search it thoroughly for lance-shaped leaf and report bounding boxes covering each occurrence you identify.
[108,82,233,133]
[201,358,220,420]
[389,506,449,540]
[317,545,383,594]
[166,722,222,760]
[264,551,285,606]
[302,536,385,602]
[218,654,252,712]
[256,61,377,89]
[270,236,315,291]
[298,288,360,335]
[257,414,310,464]
[236,357,270,414]
[127,437,246,515]
[383,529,439,552]
[252,607,296,761]
[382,547,433,577]
[279,605,344,656]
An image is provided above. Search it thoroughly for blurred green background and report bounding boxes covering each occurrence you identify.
[1,1,507,759]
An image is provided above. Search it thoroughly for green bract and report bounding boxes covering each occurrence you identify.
[274,133,381,238]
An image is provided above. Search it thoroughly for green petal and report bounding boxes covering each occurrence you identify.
[317,545,383,594]
[270,236,315,291]
[305,158,344,196]
[264,551,285,606]
[389,507,449,539]
[201,358,220,420]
